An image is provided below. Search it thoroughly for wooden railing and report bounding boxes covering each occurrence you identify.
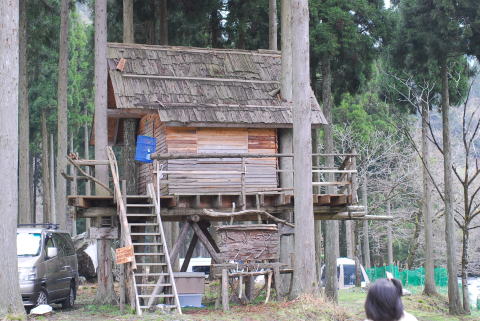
[106,147,136,269]
[150,152,359,206]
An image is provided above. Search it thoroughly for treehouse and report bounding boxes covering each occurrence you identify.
[68,43,367,314]
[77,43,362,217]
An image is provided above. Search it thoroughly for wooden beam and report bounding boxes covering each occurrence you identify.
[81,207,116,218]
[152,152,357,161]
[169,222,190,264]
[107,108,152,119]
[123,73,281,85]
[180,233,198,272]
[198,221,220,253]
[191,222,223,263]
[88,227,118,239]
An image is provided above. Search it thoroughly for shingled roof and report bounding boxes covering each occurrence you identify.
[107,43,327,127]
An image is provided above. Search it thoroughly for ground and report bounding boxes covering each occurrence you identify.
[24,283,480,321]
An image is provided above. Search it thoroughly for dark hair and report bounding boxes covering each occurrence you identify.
[365,278,404,321]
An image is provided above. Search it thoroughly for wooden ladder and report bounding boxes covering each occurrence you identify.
[106,147,181,316]
[127,190,182,315]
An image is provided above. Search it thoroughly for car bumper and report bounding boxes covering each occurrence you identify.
[20,281,42,306]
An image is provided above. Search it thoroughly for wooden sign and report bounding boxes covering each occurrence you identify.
[88,227,118,240]
[216,224,280,261]
[116,246,134,264]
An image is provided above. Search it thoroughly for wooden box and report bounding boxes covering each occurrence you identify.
[215,224,279,261]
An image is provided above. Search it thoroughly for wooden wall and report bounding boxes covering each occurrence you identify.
[137,114,167,194]
[137,114,279,195]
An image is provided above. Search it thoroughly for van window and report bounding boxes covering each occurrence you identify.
[45,235,55,255]
[53,233,75,257]
[17,233,42,257]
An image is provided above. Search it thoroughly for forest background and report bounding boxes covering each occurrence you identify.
[19,0,480,315]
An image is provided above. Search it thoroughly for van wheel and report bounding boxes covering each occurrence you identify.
[61,285,75,309]
[36,289,48,306]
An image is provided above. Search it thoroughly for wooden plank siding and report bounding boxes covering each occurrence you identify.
[137,114,167,194]
[136,114,279,195]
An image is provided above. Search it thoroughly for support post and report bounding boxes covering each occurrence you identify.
[222,269,229,312]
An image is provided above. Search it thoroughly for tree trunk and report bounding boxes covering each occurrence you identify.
[50,134,56,222]
[278,0,294,298]
[95,0,116,305]
[0,0,25,314]
[70,136,77,236]
[461,227,470,313]
[56,0,69,231]
[323,59,338,302]
[123,0,134,43]
[19,0,31,224]
[346,221,354,258]
[387,200,393,266]
[406,211,421,269]
[290,0,316,298]
[280,0,292,102]
[123,120,137,194]
[362,181,371,269]
[155,0,168,45]
[269,0,277,50]
[354,221,362,287]
[422,100,437,295]
[312,128,323,281]
[41,112,51,223]
[441,58,463,315]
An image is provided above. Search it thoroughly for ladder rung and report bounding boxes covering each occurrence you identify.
[139,305,176,309]
[126,204,154,207]
[126,214,156,217]
[128,223,157,226]
[136,283,172,287]
[135,253,165,256]
[134,273,169,276]
[126,195,151,198]
[133,243,163,246]
[137,263,167,266]
[131,233,160,236]
[138,294,174,298]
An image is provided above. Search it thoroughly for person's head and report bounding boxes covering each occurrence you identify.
[365,278,404,321]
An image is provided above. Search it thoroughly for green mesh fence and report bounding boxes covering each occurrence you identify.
[366,265,448,287]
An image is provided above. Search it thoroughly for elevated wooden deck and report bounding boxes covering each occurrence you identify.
[66,152,395,222]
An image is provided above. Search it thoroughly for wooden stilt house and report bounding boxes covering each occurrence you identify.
[105,43,326,197]
[68,43,369,315]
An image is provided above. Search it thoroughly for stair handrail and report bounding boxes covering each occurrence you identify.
[147,162,182,314]
[106,146,137,269]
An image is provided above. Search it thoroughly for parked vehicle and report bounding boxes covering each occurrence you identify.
[320,257,370,289]
[17,224,78,308]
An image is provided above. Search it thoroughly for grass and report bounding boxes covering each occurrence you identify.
[24,283,480,321]
[338,286,480,321]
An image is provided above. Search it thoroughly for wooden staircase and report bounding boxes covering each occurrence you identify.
[126,194,181,314]
[106,147,181,316]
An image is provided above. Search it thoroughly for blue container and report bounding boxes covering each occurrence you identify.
[135,135,156,163]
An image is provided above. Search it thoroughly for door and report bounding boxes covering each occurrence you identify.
[52,233,73,298]
[43,234,63,301]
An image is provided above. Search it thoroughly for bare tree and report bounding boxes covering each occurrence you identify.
[290,0,317,297]
[95,0,116,304]
[56,0,69,230]
[0,0,25,315]
[19,0,31,223]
